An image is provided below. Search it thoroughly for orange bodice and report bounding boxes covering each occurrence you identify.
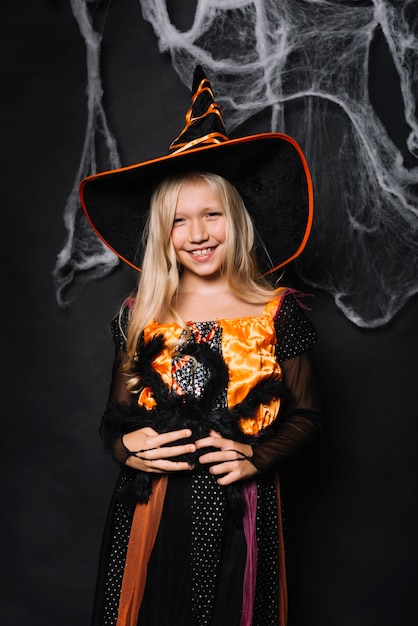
[140,293,285,435]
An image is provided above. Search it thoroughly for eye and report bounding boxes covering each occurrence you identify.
[172,216,185,225]
[205,211,222,219]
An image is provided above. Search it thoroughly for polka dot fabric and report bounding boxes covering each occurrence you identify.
[253,474,280,625]
[274,295,317,362]
[175,323,229,625]
[94,472,136,625]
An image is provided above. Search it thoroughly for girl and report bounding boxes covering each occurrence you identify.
[81,67,322,626]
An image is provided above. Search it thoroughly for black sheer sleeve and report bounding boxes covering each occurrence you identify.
[99,306,140,466]
[251,294,324,472]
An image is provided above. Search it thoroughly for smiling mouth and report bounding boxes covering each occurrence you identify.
[189,247,216,257]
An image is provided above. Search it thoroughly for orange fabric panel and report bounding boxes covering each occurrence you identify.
[116,476,168,626]
[140,293,286,435]
[275,472,288,626]
[221,295,284,434]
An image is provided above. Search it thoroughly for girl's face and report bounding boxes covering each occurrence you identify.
[171,179,226,281]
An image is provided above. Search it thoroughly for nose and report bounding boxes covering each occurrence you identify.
[189,218,209,243]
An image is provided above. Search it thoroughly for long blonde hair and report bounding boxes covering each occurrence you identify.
[125,171,283,364]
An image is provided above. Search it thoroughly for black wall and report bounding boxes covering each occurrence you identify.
[2,1,417,625]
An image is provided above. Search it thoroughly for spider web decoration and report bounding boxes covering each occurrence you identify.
[53,0,120,307]
[55,0,418,327]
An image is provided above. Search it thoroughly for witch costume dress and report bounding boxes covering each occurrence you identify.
[90,288,322,626]
[80,66,321,626]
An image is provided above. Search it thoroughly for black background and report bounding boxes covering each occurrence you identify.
[2,1,418,625]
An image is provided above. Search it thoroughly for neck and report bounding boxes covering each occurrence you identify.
[178,270,230,295]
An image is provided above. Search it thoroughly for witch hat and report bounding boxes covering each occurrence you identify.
[80,66,313,273]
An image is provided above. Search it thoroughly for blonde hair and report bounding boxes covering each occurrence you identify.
[125,171,283,365]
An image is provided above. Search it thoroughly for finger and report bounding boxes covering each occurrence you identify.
[151,428,193,447]
[195,436,214,449]
[195,429,224,448]
[198,450,222,464]
[210,460,258,484]
[208,460,236,475]
[139,427,159,436]
[138,441,196,461]
[144,459,195,473]
[195,434,230,449]
[198,447,245,465]
[215,469,240,485]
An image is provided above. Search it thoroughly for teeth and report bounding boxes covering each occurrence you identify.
[190,248,213,256]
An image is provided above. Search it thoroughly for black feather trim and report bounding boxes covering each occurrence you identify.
[109,335,290,514]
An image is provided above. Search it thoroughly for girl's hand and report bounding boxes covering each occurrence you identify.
[123,427,196,473]
[195,430,259,485]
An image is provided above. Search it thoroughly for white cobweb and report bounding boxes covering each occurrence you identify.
[53,0,120,307]
[55,0,418,327]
